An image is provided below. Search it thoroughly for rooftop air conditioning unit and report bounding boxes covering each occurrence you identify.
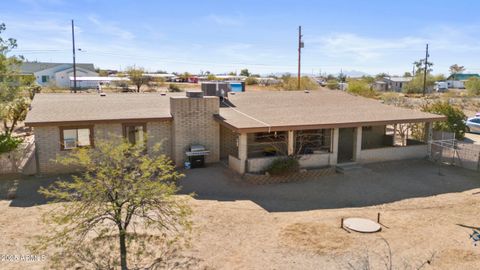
[186,91,204,98]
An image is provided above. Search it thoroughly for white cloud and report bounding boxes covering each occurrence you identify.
[205,14,244,26]
[87,15,134,40]
[310,33,426,61]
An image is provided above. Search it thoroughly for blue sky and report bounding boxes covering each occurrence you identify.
[2,0,480,76]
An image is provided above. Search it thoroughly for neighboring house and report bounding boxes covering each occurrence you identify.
[24,90,445,174]
[380,77,413,92]
[19,62,98,88]
[68,76,129,88]
[446,73,480,89]
[372,80,388,91]
[144,73,177,82]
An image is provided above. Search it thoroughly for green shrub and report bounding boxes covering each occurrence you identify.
[245,77,258,85]
[465,77,480,96]
[0,133,23,154]
[403,73,435,94]
[266,157,300,175]
[168,84,182,92]
[347,80,376,98]
[422,101,467,139]
[280,76,319,90]
[326,79,338,90]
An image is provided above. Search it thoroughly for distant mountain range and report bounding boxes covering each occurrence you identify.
[262,70,370,78]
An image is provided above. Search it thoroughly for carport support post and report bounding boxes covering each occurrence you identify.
[288,130,294,156]
[354,127,362,161]
[393,124,397,145]
[331,128,339,165]
[238,133,248,174]
[425,122,433,158]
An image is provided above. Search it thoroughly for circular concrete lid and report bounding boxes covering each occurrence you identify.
[343,218,381,233]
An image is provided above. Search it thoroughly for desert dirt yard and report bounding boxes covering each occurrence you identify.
[1,159,480,269]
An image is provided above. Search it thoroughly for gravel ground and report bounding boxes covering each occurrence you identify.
[1,160,480,269]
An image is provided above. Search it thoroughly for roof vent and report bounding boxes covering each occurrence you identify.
[186,91,203,98]
[100,92,107,97]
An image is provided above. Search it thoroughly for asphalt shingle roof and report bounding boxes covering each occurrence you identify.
[25,90,446,130]
[218,90,445,131]
[25,93,179,126]
[18,62,96,74]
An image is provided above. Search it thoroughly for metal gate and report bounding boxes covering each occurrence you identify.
[429,137,480,171]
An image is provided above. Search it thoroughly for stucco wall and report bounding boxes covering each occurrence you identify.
[170,96,220,165]
[220,125,238,159]
[358,145,428,163]
[247,153,333,173]
[228,155,243,174]
[247,156,275,173]
[298,153,332,169]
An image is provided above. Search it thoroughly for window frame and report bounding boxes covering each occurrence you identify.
[253,131,287,143]
[59,125,94,151]
[122,123,147,145]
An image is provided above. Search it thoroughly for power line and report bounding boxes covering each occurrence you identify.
[71,19,77,93]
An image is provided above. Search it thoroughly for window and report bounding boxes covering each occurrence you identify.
[60,126,93,150]
[41,75,49,83]
[295,129,331,154]
[123,123,146,146]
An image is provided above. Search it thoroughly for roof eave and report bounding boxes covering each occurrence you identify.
[215,115,447,133]
[25,117,173,127]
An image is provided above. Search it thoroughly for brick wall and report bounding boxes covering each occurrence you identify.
[147,121,172,157]
[34,121,173,174]
[35,126,74,173]
[170,96,220,165]
[220,125,238,159]
[94,123,122,141]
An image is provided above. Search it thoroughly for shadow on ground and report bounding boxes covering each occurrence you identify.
[2,159,479,211]
[0,174,72,207]
[178,159,480,212]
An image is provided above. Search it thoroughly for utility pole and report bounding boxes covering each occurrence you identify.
[422,43,429,96]
[71,19,77,93]
[297,26,303,90]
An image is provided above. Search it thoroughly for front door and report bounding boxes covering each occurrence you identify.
[338,128,355,163]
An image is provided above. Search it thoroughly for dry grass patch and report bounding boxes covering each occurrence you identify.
[280,222,352,254]
[438,248,480,263]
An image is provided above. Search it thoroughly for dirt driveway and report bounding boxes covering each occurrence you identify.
[464,132,480,145]
[1,159,480,269]
[179,159,480,212]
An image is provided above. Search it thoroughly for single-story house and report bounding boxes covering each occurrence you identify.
[24,90,445,174]
[379,77,413,92]
[67,76,129,88]
[19,62,98,88]
[446,73,480,89]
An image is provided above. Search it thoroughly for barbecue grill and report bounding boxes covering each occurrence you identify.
[185,144,210,168]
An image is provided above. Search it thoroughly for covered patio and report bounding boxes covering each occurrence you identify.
[215,90,445,174]
[220,121,434,174]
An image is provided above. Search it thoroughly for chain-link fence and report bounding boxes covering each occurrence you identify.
[429,131,480,171]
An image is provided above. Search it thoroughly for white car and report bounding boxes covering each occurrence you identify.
[466,117,480,134]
